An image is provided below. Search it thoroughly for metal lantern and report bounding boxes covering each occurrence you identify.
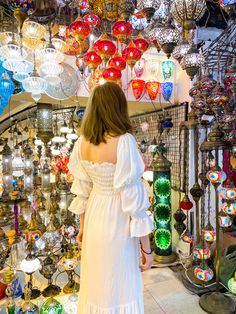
[37,104,53,145]
[23,144,33,193]
[41,162,51,191]
[172,40,190,62]
[156,21,180,58]
[1,139,13,196]
[118,0,135,21]
[180,45,205,80]
[171,0,207,30]
[137,0,161,21]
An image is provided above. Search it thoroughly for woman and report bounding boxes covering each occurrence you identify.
[68,82,154,314]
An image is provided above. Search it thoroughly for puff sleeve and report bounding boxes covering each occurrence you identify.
[114,133,154,237]
[67,137,93,215]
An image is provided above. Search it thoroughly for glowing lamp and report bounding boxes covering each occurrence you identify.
[145,81,160,100]
[69,20,90,42]
[193,246,211,260]
[218,211,232,228]
[108,53,126,71]
[161,60,174,80]
[220,187,236,201]
[112,21,133,43]
[180,194,193,210]
[40,297,63,314]
[222,202,236,215]
[161,82,173,101]
[20,256,41,274]
[228,273,236,295]
[83,14,100,27]
[207,169,226,184]
[102,67,122,81]
[83,48,102,71]
[181,229,194,244]
[203,223,216,244]
[131,79,145,100]
[133,34,149,53]
[194,266,214,282]
[122,40,142,69]
[134,58,146,78]
[94,34,116,65]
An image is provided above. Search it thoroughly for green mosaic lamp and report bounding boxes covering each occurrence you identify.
[151,141,177,264]
[40,297,63,314]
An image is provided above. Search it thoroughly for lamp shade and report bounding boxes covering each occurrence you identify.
[20,256,41,274]
[94,34,116,64]
[69,20,90,42]
[146,81,160,100]
[112,20,133,43]
[83,14,101,27]
[122,40,142,69]
[102,67,122,81]
[133,34,149,53]
[161,82,173,101]
[131,79,145,100]
[108,53,126,71]
[134,58,146,78]
[83,48,102,71]
[161,60,174,80]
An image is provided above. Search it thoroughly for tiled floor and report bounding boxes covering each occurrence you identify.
[143,267,206,314]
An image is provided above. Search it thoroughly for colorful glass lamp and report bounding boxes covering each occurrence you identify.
[40,297,63,314]
[151,141,176,263]
[161,60,174,80]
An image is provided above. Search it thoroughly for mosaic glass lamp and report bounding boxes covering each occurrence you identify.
[40,297,63,314]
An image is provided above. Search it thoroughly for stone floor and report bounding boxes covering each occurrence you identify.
[143,267,206,314]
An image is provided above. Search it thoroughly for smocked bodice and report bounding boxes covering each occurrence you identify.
[81,160,117,195]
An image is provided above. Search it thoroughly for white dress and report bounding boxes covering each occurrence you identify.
[68,133,154,314]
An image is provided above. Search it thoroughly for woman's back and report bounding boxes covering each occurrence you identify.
[80,135,120,165]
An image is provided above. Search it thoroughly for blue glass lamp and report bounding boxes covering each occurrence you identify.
[161,82,173,101]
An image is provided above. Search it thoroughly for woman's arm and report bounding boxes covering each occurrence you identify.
[77,213,85,246]
[140,235,153,271]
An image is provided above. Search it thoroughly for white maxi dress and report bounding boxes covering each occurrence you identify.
[68,133,154,314]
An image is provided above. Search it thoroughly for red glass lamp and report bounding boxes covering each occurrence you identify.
[83,47,102,71]
[131,79,145,100]
[94,34,116,65]
[180,194,193,210]
[102,67,122,81]
[108,52,126,71]
[122,40,142,69]
[69,19,90,42]
[146,81,160,100]
[134,34,149,53]
[112,20,133,43]
[83,14,100,27]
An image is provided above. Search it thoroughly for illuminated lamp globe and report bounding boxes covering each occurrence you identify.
[218,210,232,228]
[194,265,214,282]
[94,34,116,65]
[171,0,207,30]
[180,45,205,80]
[112,21,133,44]
[137,0,161,21]
[20,255,41,274]
[122,41,142,69]
[102,67,122,82]
[133,34,149,53]
[52,38,67,53]
[39,62,63,77]
[220,186,236,201]
[145,81,160,100]
[0,41,27,61]
[203,222,216,244]
[131,79,146,100]
[180,194,193,210]
[83,48,102,71]
[156,22,180,58]
[222,202,236,215]
[207,168,227,185]
[22,70,47,97]
[37,46,64,64]
[13,72,29,82]
[0,32,20,46]
[193,246,211,260]
[52,135,66,144]
[2,59,33,73]
[69,20,90,43]
[22,20,46,39]
[181,228,194,244]
[172,40,190,63]
[108,53,126,71]
[83,14,100,27]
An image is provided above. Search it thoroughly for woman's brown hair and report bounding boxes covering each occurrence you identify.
[81,82,132,145]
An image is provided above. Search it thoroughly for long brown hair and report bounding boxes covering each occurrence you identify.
[81,82,132,145]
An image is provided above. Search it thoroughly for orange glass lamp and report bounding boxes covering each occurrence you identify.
[131,79,145,100]
[146,81,160,100]
[112,20,133,43]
